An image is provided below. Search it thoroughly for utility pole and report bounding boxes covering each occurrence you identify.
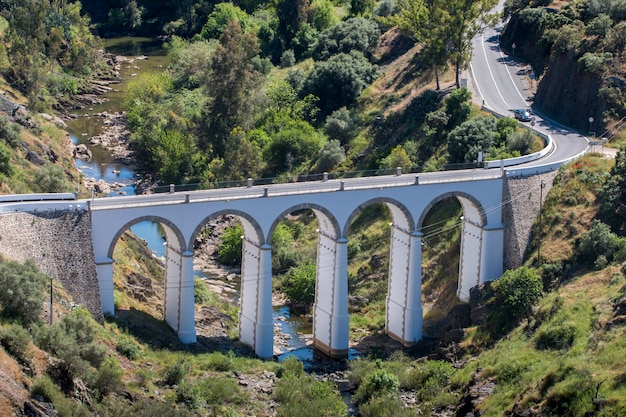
[537,181,546,266]
[49,277,53,325]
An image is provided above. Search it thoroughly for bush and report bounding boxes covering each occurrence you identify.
[316,139,346,172]
[494,266,543,320]
[34,164,73,193]
[163,358,189,385]
[283,263,316,306]
[576,219,619,268]
[302,50,379,115]
[0,141,13,177]
[218,224,244,265]
[0,324,32,364]
[354,369,399,405]
[0,258,48,325]
[535,321,578,350]
[116,336,142,360]
[194,278,213,305]
[324,107,356,144]
[33,308,106,384]
[359,394,419,417]
[0,115,22,147]
[175,376,244,410]
[506,129,535,155]
[90,358,124,398]
[447,116,498,163]
[280,49,296,68]
[312,17,380,61]
[274,360,347,417]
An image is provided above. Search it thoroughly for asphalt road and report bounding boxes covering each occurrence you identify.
[470,15,590,167]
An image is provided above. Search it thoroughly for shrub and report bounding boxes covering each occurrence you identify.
[506,129,535,155]
[34,164,73,193]
[324,107,356,144]
[163,358,189,385]
[302,50,379,115]
[576,219,619,268]
[312,17,380,61]
[194,278,213,305]
[359,394,419,417]
[274,359,347,417]
[354,369,400,405]
[0,324,32,364]
[176,376,244,410]
[316,139,346,172]
[218,223,244,265]
[0,258,48,325]
[493,266,543,320]
[535,321,578,350]
[283,263,316,306]
[90,358,124,398]
[280,49,296,68]
[0,141,13,177]
[0,115,22,147]
[116,336,142,360]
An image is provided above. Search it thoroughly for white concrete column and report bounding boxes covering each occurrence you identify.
[95,258,115,316]
[402,231,423,343]
[255,244,274,358]
[479,224,504,285]
[239,240,273,359]
[177,251,196,343]
[386,228,423,345]
[164,245,182,331]
[314,234,349,358]
[458,218,484,301]
[330,237,349,357]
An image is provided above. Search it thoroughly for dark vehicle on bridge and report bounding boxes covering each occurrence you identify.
[513,109,532,122]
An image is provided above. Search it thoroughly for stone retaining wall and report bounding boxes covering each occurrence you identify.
[0,210,102,322]
[503,170,559,270]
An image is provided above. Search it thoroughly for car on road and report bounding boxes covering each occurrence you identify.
[513,109,532,122]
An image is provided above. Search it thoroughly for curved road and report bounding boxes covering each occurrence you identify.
[470,11,590,168]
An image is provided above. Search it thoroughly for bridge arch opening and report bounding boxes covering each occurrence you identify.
[189,211,267,356]
[106,216,195,344]
[268,204,341,357]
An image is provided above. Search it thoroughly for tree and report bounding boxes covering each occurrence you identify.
[599,150,626,235]
[154,129,196,184]
[222,127,263,180]
[324,107,356,144]
[276,0,313,50]
[202,20,263,156]
[302,50,379,115]
[313,0,337,31]
[316,139,346,172]
[312,17,380,61]
[576,219,620,268]
[0,257,48,325]
[379,145,412,171]
[198,3,252,40]
[263,119,323,174]
[445,0,498,87]
[350,0,377,16]
[447,116,498,163]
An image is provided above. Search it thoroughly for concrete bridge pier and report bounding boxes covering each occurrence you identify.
[458,219,504,301]
[314,234,349,358]
[386,228,423,345]
[239,241,274,359]
[164,246,197,343]
[95,258,115,316]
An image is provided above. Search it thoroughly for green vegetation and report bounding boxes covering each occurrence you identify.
[0,256,48,325]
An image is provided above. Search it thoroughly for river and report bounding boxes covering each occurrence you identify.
[66,37,311,357]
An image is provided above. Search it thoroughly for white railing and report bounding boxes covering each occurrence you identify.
[87,169,504,211]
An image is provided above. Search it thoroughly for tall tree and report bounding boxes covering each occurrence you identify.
[396,0,449,90]
[202,20,264,156]
[446,0,498,87]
